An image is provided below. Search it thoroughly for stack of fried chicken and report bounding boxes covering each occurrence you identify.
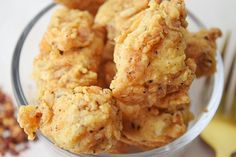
[17,0,221,154]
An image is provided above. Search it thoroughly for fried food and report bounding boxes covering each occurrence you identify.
[117,89,193,148]
[34,8,105,103]
[95,0,149,40]
[120,104,192,148]
[18,8,123,154]
[110,0,196,106]
[17,0,221,154]
[36,38,104,105]
[18,86,122,154]
[96,0,221,79]
[54,0,105,15]
[41,8,95,52]
[107,0,196,148]
[185,28,222,77]
[36,40,103,89]
[95,0,133,26]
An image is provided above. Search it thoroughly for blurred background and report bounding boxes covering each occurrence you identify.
[0,0,235,157]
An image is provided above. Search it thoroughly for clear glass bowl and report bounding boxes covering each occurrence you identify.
[11,3,224,157]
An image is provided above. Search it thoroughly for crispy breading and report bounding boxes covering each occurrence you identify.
[18,8,123,154]
[54,0,105,15]
[185,28,222,77]
[96,1,222,80]
[18,87,122,154]
[117,101,192,148]
[34,8,105,104]
[35,39,104,105]
[109,1,195,148]
[41,8,95,52]
[17,0,221,154]
[116,88,193,148]
[95,0,149,40]
[110,0,195,106]
[95,0,134,26]
[35,41,102,89]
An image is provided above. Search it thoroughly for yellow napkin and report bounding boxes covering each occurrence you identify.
[201,98,236,157]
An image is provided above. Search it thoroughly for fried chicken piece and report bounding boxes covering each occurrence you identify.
[35,38,104,104]
[185,28,222,77]
[96,1,221,78]
[117,101,192,148]
[19,8,122,154]
[34,8,105,103]
[101,29,221,81]
[54,0,105,15]
[116,89,193,148]
[95,0,133,26]
[110,0,195,106]
[36,41,103,89]
[18,87,122,154]
[42,8,94,51]
[95,0,149,40]
[95,0,151,69]
[41,8,95,52]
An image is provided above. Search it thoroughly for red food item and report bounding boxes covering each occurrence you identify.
[0,89,28,156]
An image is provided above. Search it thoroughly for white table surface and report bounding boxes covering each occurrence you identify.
[0,0,235,156]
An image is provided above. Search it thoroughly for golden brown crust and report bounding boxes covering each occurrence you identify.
[17,0,221,154]
[34,8,105,104]
[118,101,192,149]
[185,28,222,77]
[110,0,195,106]
[18,7,124,154]
[95,0,150,40]
[41,8,94,52]
[18,87,122,154]
[106,0,195,148]
[54,0,105,15]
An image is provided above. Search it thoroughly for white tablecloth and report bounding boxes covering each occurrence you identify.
[1,0,235,156]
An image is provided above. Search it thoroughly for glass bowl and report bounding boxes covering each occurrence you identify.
[11,3,224,157]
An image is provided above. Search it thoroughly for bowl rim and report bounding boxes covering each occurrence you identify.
[11,3,224,157]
